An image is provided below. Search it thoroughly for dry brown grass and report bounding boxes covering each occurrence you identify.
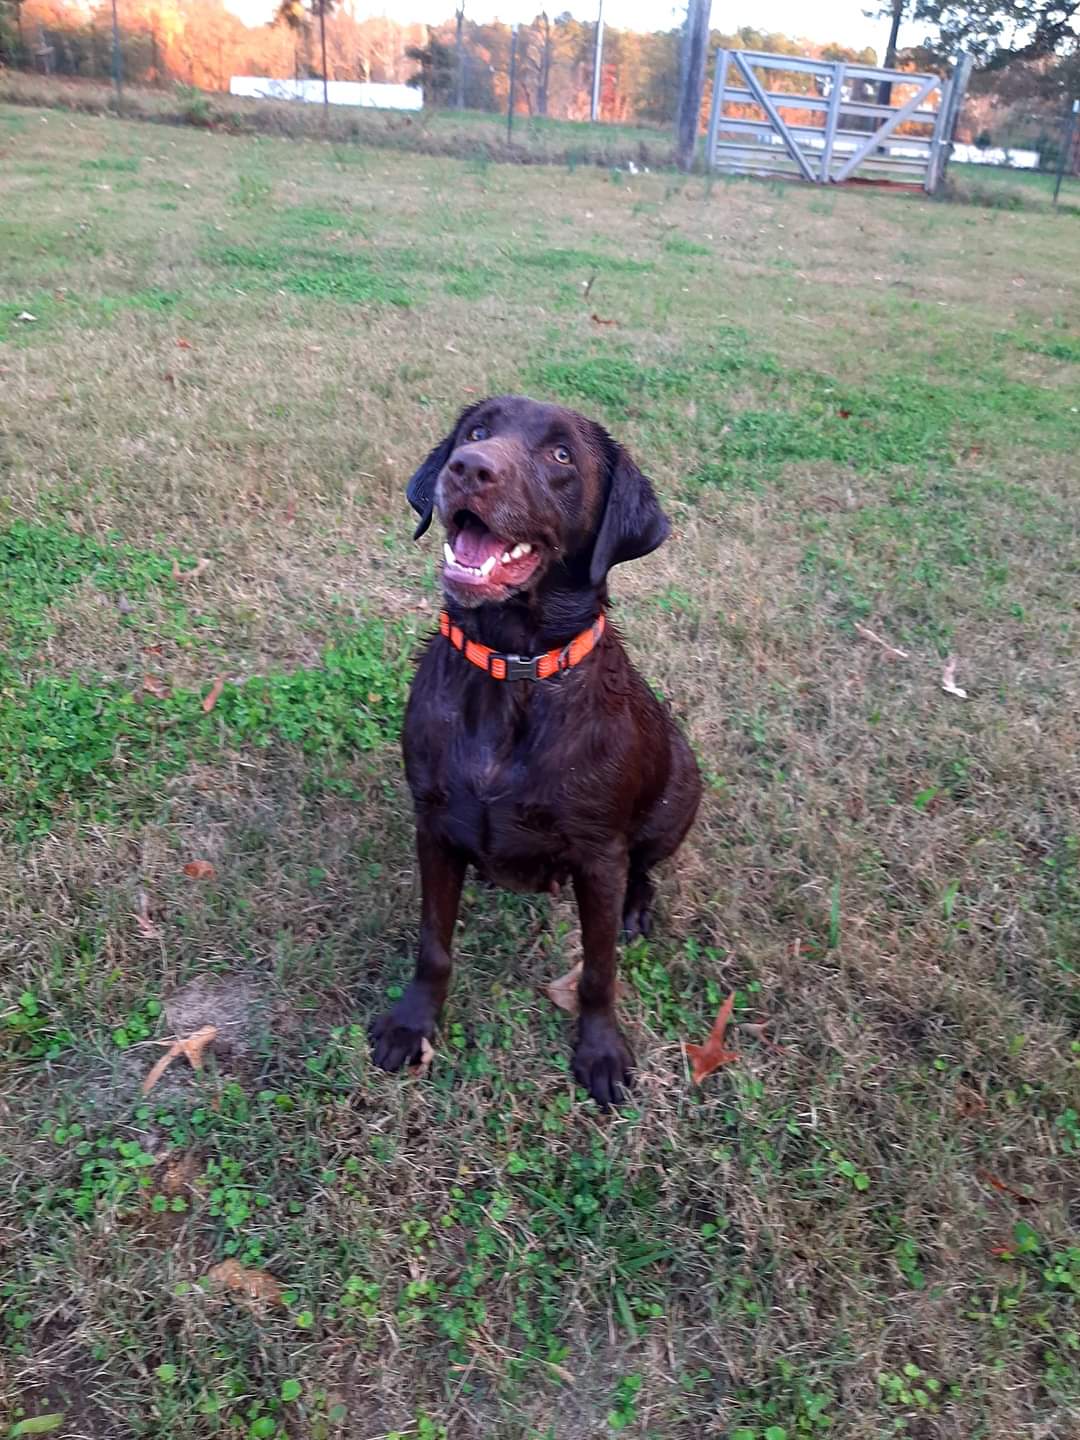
[1,100,1079,1440]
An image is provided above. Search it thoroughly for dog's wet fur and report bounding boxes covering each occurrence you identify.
[369,395,702,1106]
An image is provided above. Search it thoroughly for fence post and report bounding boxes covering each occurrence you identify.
[1054,99,1079,206]
[936,52,973,190]
[821,60,846,183]
[704,48,728,174]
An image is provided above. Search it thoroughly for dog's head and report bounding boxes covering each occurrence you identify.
[406,395,669,607]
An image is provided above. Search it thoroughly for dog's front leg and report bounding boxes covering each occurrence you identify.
[571,849,635,1108]
[370,830,465,1072]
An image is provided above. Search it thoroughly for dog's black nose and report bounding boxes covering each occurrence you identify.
[447,445,504,492]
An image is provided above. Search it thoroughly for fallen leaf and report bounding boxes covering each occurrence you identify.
[837,408,852,419]
[141,1024,218,1095]
[9,1416,66,1436]
[590,313,617,326]
[133,890,161,939]
[183,860,216,880]
[283,497,297,524]
[171,556,210,582]
[854,622,909,660]
[142,674,170,699]
[978,1169,1039,1205]
[201,675,224,713]
[410,1037,436,1078]
[176,337,193,349]
[941,656,968,699]
[955,1084,986,1117]
[738,1020,788,1055]
[16,311,38,323]
[542,962,627,1016]
[544,961,583,1014]
[203,1258,283,1307]
[143,643,164,656]
[684,991,739,1084]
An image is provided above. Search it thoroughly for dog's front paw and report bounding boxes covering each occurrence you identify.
[369,987,438,1073]
[573,1015,635,1110]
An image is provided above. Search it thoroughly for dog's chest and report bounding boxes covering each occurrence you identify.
[409,682,574,884]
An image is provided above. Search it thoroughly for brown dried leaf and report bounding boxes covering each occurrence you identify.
[142,674,170,699]
[176,337,193,349]
[544,961,584,1014]
[183,860,216,880]
[978,1169,1039,1205]
[941,656,968,699]
[738,1019,787,1054]
[172,556,210,583]
[590,313,617,326]
[141,1024,218,1095]
[201,675,224,714]
[410,1037,436,1079]
[854,622,909,660]
[203,1258,283,1307]
[684,992,740,1084]
[133,890,161,939]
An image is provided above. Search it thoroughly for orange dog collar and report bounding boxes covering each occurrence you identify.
[439,610,606,682]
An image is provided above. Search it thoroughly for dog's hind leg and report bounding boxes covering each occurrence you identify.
[622,861,656,941]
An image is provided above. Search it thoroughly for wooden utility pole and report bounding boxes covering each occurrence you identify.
[507,24,518,144]
[109,0,123,99]
[589,0,603,122]
[455,7,465,110]
[319,0,328,118]
[676,0,709,170]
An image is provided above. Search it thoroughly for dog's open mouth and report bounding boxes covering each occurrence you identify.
[443,510,543,592]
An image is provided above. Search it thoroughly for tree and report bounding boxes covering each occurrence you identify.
[276,0,340,114]
[405,35,455,105]
[907,0,1078,70]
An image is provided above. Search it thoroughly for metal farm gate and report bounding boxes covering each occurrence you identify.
[706,49,972,193]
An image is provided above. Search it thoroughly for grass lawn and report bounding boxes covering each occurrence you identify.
[1,102,1079,1440]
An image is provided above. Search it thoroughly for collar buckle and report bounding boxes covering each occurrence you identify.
[500,653,541,682]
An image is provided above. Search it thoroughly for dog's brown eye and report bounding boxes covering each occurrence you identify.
[467,425,489,442]
[552,445,572,465]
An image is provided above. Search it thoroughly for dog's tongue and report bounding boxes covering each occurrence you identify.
[453,520,505,568]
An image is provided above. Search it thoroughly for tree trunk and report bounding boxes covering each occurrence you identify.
[538,12,551,117]
[877,0,904,107]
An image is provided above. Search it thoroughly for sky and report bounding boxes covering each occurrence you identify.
[222,0,908,59]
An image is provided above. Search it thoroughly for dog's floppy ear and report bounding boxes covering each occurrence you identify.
[589,441,670,586]
[406,403,480,540]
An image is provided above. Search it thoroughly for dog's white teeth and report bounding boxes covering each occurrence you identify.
[500,551,511,565]
[509,542,532,560]
[444,542,455,566]
[480,556,496,577]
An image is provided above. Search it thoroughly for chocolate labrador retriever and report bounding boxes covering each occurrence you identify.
[369,395,701,1106]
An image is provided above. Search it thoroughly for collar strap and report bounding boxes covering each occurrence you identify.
[439,609,605,682]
